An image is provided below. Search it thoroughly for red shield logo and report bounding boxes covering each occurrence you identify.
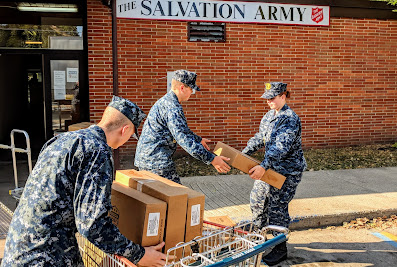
[311,7,324,23]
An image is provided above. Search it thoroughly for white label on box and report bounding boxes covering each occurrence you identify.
[191,204,201,226]
[147,212,160,237]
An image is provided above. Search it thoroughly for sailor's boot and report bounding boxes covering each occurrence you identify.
[262,241,287,266]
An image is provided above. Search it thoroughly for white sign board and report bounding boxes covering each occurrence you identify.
[117,0,330,26]
[167,71,173,92]
[67,68,79,83]
[53,70,66,100]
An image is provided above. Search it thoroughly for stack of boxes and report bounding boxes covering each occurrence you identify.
[110,169,205,254]
[109,141,286,254]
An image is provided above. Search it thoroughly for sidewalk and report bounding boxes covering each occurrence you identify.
[181,167,397,229]
[1,162,396,231]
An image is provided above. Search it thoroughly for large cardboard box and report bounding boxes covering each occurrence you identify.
[116,170,188,253]
[110,181,166,247]
[140,170,205,242]
[213,141,286,189]
[68,122,94,131]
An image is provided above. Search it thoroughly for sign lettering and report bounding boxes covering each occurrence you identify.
[117,0,330,26]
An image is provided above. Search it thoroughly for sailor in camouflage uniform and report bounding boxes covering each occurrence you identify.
[2,96,169,267]
[242,82,306,266]
[134,70,230,184]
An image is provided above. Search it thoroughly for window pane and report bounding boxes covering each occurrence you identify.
[0,24,83,49]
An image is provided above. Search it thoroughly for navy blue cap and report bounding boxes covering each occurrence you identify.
[172,70,200,91]
[261,82,287,99]
[108,95,146,140]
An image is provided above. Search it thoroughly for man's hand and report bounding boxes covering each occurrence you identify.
[201,138,211,151]
[137,242,173,267]
[249,165,266,180]
[211,156,231,173]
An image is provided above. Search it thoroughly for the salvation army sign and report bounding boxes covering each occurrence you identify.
[116,0,330,26]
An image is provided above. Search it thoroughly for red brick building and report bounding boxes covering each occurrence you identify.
[0,1,396,161]
[87,0,397,158]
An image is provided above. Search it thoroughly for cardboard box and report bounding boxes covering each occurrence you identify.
[139,170,205,242]
[116,170,188,252]
[110,181,166,247]
[207,215,236,227]
[213,141,286,189]
[139,170,205,259]
[68,122,94,131]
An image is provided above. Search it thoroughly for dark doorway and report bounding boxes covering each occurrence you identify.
[0,1,88,161]
[0,54,45,160]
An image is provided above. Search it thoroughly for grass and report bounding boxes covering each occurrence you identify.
[174,142,397,177]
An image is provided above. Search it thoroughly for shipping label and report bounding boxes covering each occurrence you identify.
[191,204,201,226]
[147,212,160,236]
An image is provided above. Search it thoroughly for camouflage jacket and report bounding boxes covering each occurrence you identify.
[135,91,215,170]
[242,104,307,176]
[2,126,145,267]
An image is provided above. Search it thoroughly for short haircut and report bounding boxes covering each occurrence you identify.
[171,79,187,91]
[101,106,132,131]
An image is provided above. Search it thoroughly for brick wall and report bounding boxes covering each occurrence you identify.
[87,0,397,158]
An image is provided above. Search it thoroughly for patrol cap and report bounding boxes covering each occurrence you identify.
[172,70,200,91]
[108,95,146,140]
[261,82,288,99]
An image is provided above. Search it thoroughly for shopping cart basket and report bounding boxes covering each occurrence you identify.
[77,220,288,267]
[165,220,289,267]
[76,233,136,267]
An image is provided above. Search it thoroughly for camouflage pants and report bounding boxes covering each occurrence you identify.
[138,167,181,184]
[250,173,302,230]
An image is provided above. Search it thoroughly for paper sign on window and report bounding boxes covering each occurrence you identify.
[67,68,79,83]
[53,70,66,100]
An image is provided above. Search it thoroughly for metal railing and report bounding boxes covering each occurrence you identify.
[0,129,32,200]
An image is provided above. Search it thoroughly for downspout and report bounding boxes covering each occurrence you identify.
[106,0,120,170]
[112,0,120,170]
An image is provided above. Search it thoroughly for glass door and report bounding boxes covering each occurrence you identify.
[43,52,87,139]
[50,60,79,134]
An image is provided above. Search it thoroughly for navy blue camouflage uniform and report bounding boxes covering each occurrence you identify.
[2,96,146,266]
[134,70,215,184]
[242,83,306,230]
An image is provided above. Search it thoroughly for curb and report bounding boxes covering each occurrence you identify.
[290,208,397,230]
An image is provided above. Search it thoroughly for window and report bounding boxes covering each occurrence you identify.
[188,22,226,42]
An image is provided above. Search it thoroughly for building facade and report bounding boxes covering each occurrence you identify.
[0,0,396,161]
[87,0,397,157]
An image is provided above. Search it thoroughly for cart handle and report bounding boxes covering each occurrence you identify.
[203,220,249,235]
[206,234,287,267]
[114,255,137,266]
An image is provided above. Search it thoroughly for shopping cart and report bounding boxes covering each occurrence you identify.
[76,233,136,267]
[165,220,289,267]
[77,220,288,267]
[0,129,33,203]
